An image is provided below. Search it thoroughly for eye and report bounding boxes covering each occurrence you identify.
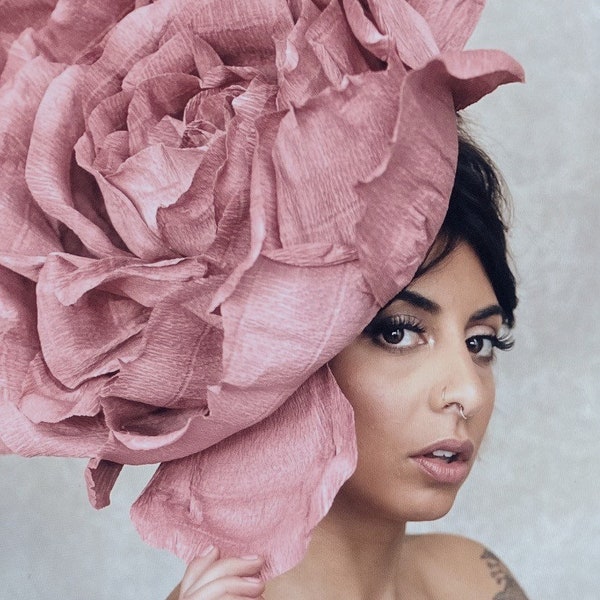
[364,315,427,351]
[466,336,494,359]
[466,333,514,362]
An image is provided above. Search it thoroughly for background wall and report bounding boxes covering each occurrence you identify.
[1,1,598,598]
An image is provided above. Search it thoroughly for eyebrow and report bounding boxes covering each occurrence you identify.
[467,304,506,325]
[387,290,441,314]
[387,290,506,323]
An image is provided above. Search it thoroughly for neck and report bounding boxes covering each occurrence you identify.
[265,494,408,600]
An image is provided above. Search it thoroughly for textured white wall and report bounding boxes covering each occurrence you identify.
[1,1,598,598]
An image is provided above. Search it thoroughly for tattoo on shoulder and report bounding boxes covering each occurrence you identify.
[480,549,529,600]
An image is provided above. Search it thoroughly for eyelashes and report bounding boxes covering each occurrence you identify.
[488,332,515,352]
[363,313,515,360]
[363,314,426,350]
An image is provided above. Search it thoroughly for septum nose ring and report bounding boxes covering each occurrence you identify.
[442,387,469,421]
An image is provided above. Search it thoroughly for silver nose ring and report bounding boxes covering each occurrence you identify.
[442,387,469,420]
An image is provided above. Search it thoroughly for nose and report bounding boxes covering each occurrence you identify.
[429,347,489,420]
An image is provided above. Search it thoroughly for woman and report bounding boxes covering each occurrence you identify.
[167,137,530,599]
[0,1,526,597]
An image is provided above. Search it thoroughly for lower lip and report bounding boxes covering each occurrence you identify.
[411,456,470,485]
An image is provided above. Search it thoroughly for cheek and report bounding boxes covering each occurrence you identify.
[473,373,496,443]
[330,350,421,444]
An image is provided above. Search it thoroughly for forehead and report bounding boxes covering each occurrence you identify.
[402,243,498,311]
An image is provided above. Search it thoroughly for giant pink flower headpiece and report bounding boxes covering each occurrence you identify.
[0,0,523,578]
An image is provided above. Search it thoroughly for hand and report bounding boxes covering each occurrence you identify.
[178,546,266,600]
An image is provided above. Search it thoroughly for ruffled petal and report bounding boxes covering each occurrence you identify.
[36,254,149,388]
[356,52,524,305]
[25,65,131,258]
[0,58,64,264]
[272,68,401,248]
[85,457,124,509]
[104,281,223,409]
[130,366,357,579]
[18,353,104,423]
[27,1,138,64]
[104,144,206,235]
[407,0,485,51]
[0,401,108,458]
[0,268,39,404]
[344,0,438,67]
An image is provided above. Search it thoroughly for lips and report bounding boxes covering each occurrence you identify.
[410,439,474,485]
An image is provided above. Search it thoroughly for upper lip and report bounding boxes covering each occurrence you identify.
[410,439,475,462]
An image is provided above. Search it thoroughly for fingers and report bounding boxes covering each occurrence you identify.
[179,547,265,600]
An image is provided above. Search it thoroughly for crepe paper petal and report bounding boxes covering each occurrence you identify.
[247,112,283,254]
[83,130,131,181]
[275,0,330,111]
[80,89,132,160]
[0,58,64,262]
[407,0,485,52]
[442,49,526,111]
[217,256,376,396]
[356,53,524,305]
[28,1,138,64]
[262,243,358,267]
[130,365,357,579]
[0,255,47,283]
[36,255,149,388]
[104,283,223,409]
[176,0,293,73]
[342,0,394,64]
[44,254,206,307]
[104,144,206,235]
[343,0,437,67]
[85,458,124,509]
[25,65,131,258]
[0,437,12,454]
[0,28,44,87]
[110,414,196,452]
[122,32,196,92]
[366,0,440,67]
[126,74,200,155]
[79,157,175,261]
[18,353,104,423]
[275,0,373,110]
[0,268,39,404]
[203,88,278,269]
[100,396,192,437]
[304,0,373,86]
[0,401,108,458]
[271,68,401,249]
[0,1,58,37]
[78,1,178,121]
[156,134,226,256]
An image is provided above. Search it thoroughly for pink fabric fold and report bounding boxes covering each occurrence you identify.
[131,366,357,579]
[0,0,524,577]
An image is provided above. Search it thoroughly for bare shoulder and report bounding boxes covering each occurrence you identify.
[405,533,530,600]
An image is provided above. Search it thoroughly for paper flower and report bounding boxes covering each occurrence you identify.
[0,0,523,578]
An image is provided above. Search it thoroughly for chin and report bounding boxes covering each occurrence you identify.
[376,484,462,523]
[401,486,462,522]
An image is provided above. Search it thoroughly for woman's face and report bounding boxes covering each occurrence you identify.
[329,242,510,522]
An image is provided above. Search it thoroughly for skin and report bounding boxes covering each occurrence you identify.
[168,242,529,600]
